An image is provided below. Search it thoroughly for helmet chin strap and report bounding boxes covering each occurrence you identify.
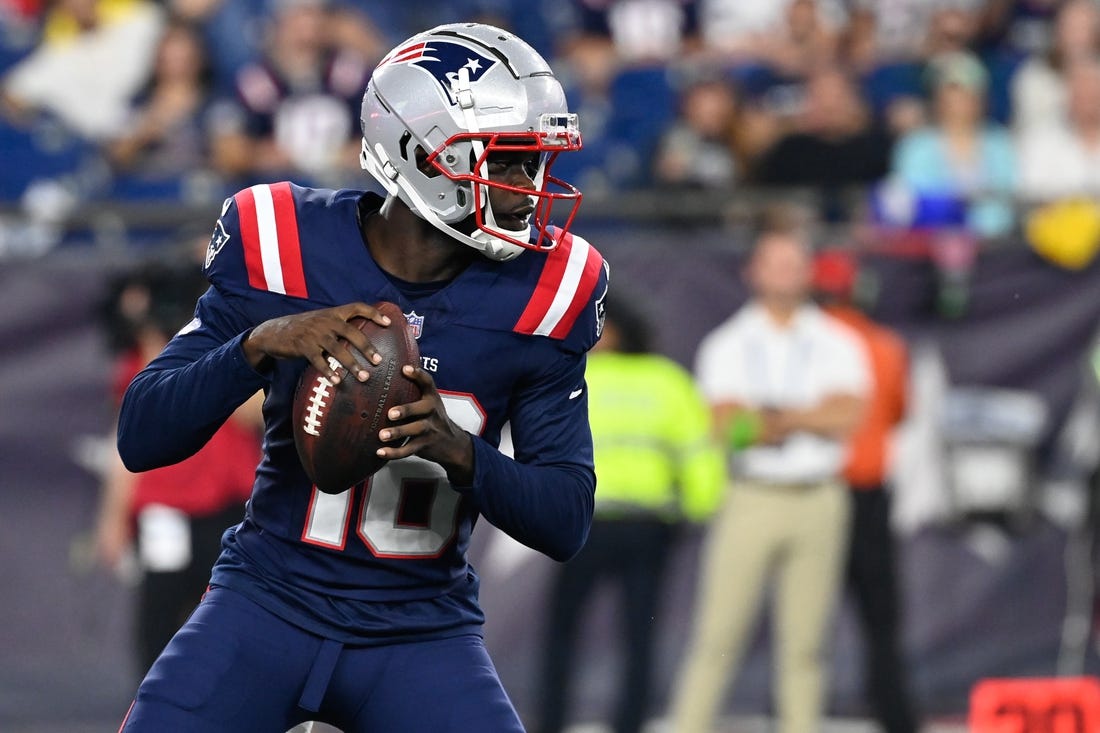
[455,66,528,261]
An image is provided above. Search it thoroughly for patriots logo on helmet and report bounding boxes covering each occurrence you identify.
[385,40,497,106]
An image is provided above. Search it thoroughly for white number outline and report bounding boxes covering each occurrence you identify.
[355,464,459,559]
[299,391,486,557]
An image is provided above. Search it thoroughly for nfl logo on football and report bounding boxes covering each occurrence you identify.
[404,311,425,340]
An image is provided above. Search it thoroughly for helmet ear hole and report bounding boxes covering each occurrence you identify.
[413,146,441,179]
[456,188,467,208]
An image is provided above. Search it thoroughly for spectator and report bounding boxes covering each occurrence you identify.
[653,75,740,189]
[0,0,163,141]
[549,0,697,127]
[845,0,937,68]
[208,0,371,185]
[539,36,619,193]
[326,4,389,63]
[670,208,869,733]
[890,51,1017,238]
[95,259,263,675]
[731,97,789,178]
[698,0,845,66]
[1011,0,1100,134]
[753,0,842,78]
[813,249,919,733]
[533,292,725,733]
[562,0,700,65]
[550,2,701,192]
[753,66,893,203]
[1018,59,1100,202]
[922,5,982,59]
[843,4,933,136]
[699,0,844,133]
[166,0,269,94]
[977,0,1064,58]
[104,19,216,180]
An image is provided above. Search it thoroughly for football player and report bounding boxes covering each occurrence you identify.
[116,23,607,733]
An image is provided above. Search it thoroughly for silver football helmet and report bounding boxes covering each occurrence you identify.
[360,23,582,261]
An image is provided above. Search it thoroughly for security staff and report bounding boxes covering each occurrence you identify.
[535,294,726,733]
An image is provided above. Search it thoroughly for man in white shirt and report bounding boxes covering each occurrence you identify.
[1018,59,1100,202]
[671,212,870,733]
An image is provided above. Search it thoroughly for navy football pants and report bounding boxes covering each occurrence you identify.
[119,585,525,732]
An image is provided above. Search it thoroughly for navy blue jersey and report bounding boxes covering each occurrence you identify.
[117,182,608,644]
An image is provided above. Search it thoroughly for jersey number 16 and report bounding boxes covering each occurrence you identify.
[299,392,486,558]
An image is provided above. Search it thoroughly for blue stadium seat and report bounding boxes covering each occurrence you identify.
[982,50,1026,125]
[860,61,926,119]
[727,62,788,100]
[0,117,90,201]
[603,65,676,187]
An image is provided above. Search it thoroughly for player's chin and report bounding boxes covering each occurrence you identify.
[494,213,531,231]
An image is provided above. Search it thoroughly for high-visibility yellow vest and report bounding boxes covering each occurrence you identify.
[586,351,726,522]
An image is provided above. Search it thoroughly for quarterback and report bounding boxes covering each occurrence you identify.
[117,23,607,732]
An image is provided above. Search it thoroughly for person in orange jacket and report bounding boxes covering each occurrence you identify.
[813,249,919,733]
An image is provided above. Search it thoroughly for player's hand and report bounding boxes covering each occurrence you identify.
[376,365,475,484]
[243,303,391,383]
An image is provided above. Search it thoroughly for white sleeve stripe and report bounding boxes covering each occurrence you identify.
[533,236,591,337]
[251,184,286,296]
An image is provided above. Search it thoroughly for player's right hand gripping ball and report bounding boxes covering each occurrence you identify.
[292,302,421,493]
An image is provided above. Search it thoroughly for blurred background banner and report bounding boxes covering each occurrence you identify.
[4,231,1100,729]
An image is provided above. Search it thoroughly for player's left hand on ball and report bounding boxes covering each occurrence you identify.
[376,365,474,483]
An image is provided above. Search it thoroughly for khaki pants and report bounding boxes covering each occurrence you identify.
[670,479,851,733]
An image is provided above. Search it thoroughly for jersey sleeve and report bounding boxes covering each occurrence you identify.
[119,182,325,472]
[512,232,609,355]
[202,184,311,303]
[454,345,596,562]
[117,285,269,473]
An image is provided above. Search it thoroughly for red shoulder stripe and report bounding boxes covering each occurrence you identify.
[232,183,309,298]
[549,245,604,339]
[514,229,575,335]
[270,182,308,298]
[234,186,267,291]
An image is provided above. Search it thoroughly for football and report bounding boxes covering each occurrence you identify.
[292,302,421,493]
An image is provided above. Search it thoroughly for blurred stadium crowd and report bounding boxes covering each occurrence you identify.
[2,0,1100,252]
